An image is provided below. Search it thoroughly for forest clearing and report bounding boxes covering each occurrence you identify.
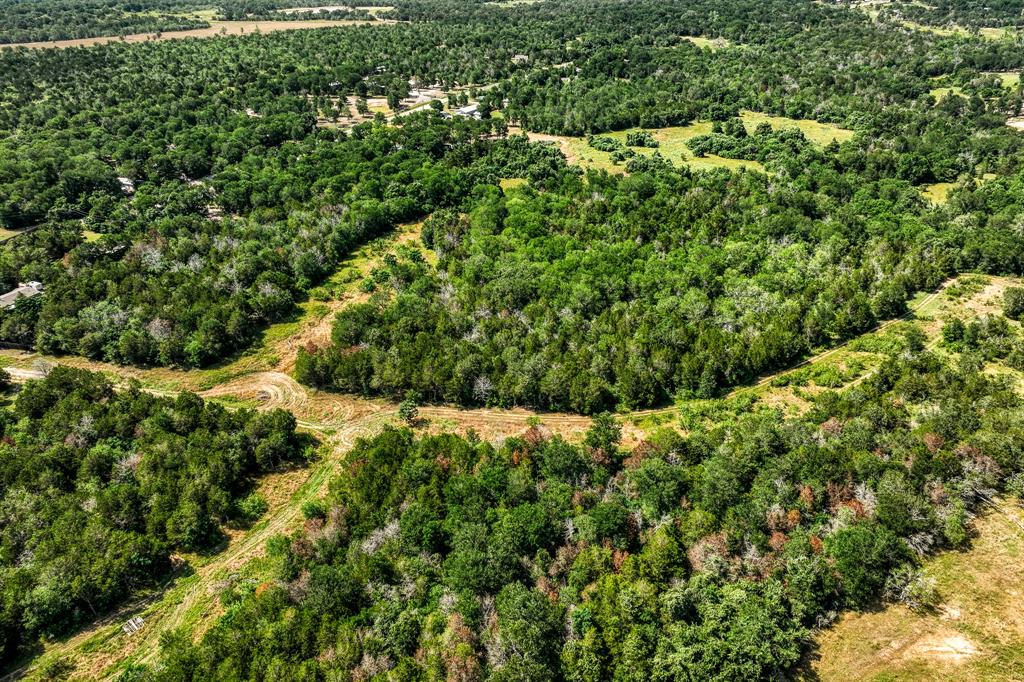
[811,502,1024,681]
[510,112,855,175]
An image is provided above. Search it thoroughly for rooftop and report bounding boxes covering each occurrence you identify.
[0,281,43,309]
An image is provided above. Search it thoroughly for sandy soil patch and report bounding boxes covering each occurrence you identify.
[902,632,979,664]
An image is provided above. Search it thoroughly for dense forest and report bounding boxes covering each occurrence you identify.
[1,0,1023,401]
[0,0,209,44]
[144,330,1024,680]
[4,0,1024,675]
[296,145,1024,412]
[0,28,561,363]
[0,367,309,664]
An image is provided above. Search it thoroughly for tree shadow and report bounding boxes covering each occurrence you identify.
[791,640,824,681]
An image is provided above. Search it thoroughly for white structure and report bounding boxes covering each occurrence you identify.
[0,281,43,310]
[454,103,481,119]
[122,616,145,634]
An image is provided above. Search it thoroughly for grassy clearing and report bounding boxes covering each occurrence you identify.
[921,173,998,205]
[680,35,731,50]
[738,110,855,145]
[894,19,1017,41]
[986,71,1021,89]
[500,177,529,191]
[525,111,853,176]
[847,0,1018,41]
[810,501,1024,681]
[929,72,1018,103]
[672,275,1020,429]
[562,123,766,174]
[928,85,965,100]
[921,181,956,204]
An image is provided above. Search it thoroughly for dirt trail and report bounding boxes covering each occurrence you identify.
[0,254,1000,679]
[7,410,390,681]
[0,276,958,438]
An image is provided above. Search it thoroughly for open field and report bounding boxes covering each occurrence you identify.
[987,71,1022,90]
[738,110,855,145]
[516,123,753,173]
[810,501,1024,681]
[929,72,1018,103]
[681,35,731,49]
[843,0,1019,41]
[890,18,1018,41]
[921,173,998,204]
[0,19,385,50]
[921,181,956,204]
[511,111,853,175]
[929,85,965,99]
[277,4,394,17]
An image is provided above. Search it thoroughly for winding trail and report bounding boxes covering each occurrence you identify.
[0,246,994,680]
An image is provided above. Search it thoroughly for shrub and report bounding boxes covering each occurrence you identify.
[883,565,939,612]
[626,130,659,147]
[235,493,269,526]
[1004,287,1024,320]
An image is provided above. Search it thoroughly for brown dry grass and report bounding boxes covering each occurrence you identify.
[809,502,1024,681]
[1,19,385,50]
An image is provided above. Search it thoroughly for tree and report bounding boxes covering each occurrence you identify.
[826,522,909,608]
[1003,287,1024,320]
[398,392,420,425]
[584,412,621,462]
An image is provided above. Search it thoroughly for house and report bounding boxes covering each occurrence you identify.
[0,281,43,310]
[454,103,481,119]
[511,54,530,65]
[118,176,135,194]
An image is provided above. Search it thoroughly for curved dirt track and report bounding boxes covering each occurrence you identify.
[0,260,988,680]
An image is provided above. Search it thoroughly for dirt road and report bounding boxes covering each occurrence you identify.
[0,258,993,680]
